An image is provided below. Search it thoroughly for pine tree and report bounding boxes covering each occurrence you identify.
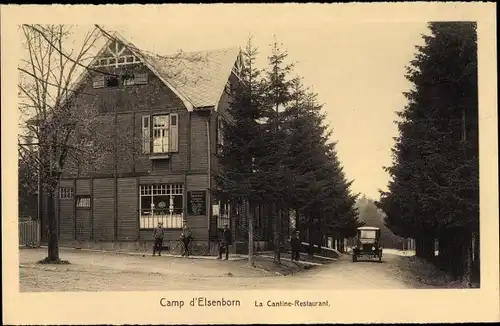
[259,37,295,264]
[377,22,478,281]
[214,37,266,266]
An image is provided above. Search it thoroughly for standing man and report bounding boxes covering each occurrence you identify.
[152,221,164,256]
[180,221,193,257]
[218,224,233,260]
[290,230,301,261]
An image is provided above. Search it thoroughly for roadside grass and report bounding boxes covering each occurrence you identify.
[394,255,478,288]
[247,252,335,276]
[249,256,312,276]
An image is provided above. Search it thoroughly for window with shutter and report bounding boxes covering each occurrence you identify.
[142,116,151,154]
[92,75,105,89]
[217,116,224,149]
[169,113,179,152]
[134,73,148,85]
[152,115,170,153]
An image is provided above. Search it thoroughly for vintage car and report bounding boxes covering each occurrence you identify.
[352,226,383,262]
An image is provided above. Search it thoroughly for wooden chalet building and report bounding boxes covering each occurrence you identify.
[42,32,273,253]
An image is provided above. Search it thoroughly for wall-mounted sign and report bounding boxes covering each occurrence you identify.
[187,191,206,216]
[212,204,220,216]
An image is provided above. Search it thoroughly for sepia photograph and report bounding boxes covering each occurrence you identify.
[2,3,498,325]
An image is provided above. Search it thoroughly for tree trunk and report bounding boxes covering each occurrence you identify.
[307,215,314,259]
[415,236,422,257]
[422,235,435,262]
[246,199,254,267]
[47,187,59,261]
[438,231,466,280]
[273,202,281,265]
[471,231,480,284]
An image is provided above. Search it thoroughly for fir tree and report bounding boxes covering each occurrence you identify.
[377,22,478,282]
[214,37,266,266]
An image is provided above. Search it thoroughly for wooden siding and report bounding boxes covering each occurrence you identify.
[170,111,189,172]
[152,159,170,173]
[117,178,138,240]
[117,113,135,174]
[139,222,208,241]
[187,174,208,190]
[190,113,208,171]
[76,179,91,195]
[139,175,184,184]
[185,216,208,240]
[93,116,115,175]
[59,199,74,241]
[93,178,115,240]
[59,180,73,188]
[75,209,92,241]
[210,112,219,173]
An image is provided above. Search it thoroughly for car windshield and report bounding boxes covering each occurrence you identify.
[359,230,377,239]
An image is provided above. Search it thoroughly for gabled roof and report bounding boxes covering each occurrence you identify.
[143,47,241,109]
[66,31,241,112]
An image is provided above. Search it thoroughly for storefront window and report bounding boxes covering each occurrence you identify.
[139,184,184,229]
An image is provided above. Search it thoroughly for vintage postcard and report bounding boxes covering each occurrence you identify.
[2,3,498,325]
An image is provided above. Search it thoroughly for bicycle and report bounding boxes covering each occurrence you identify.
[168,238,209,256]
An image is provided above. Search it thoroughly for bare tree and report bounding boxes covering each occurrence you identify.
[17,24,126,263]
[19,24,214,263]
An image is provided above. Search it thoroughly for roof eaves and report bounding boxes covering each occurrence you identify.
[112,33,195,111]
[213,48,241,111]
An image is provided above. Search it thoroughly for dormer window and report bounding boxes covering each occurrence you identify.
[106,76,119,87]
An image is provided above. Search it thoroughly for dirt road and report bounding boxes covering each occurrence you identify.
[19,248,440,292]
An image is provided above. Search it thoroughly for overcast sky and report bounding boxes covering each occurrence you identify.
[36,18,429,200]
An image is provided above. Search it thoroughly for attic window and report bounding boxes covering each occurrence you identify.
[118,57,125,64]
[126,56,134,63]
[93,75,105,89]
[106,76,119,87]
[124,73,148,86]
[109,58,116,65]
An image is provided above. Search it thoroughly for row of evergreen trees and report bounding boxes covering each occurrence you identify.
[376,22,479,283]
[214,38,362,265]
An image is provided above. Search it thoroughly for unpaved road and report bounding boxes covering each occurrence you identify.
[19,248,438,292]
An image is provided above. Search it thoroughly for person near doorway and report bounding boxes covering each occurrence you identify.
[218,224,233,260]
[152,221,165,256]
[180,222,193,257]
[290,230,301,261]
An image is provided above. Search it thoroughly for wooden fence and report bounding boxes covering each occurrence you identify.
[19,219,41,247]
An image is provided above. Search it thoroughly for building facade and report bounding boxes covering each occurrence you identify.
[41,33,251,252]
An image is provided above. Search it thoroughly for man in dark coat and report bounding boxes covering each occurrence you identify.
[152,221,165,256]
[180,222,193,257]
[218,224,232,260]
[290,230,301,261]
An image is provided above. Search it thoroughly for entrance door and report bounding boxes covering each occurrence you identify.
[75,209,91,241]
